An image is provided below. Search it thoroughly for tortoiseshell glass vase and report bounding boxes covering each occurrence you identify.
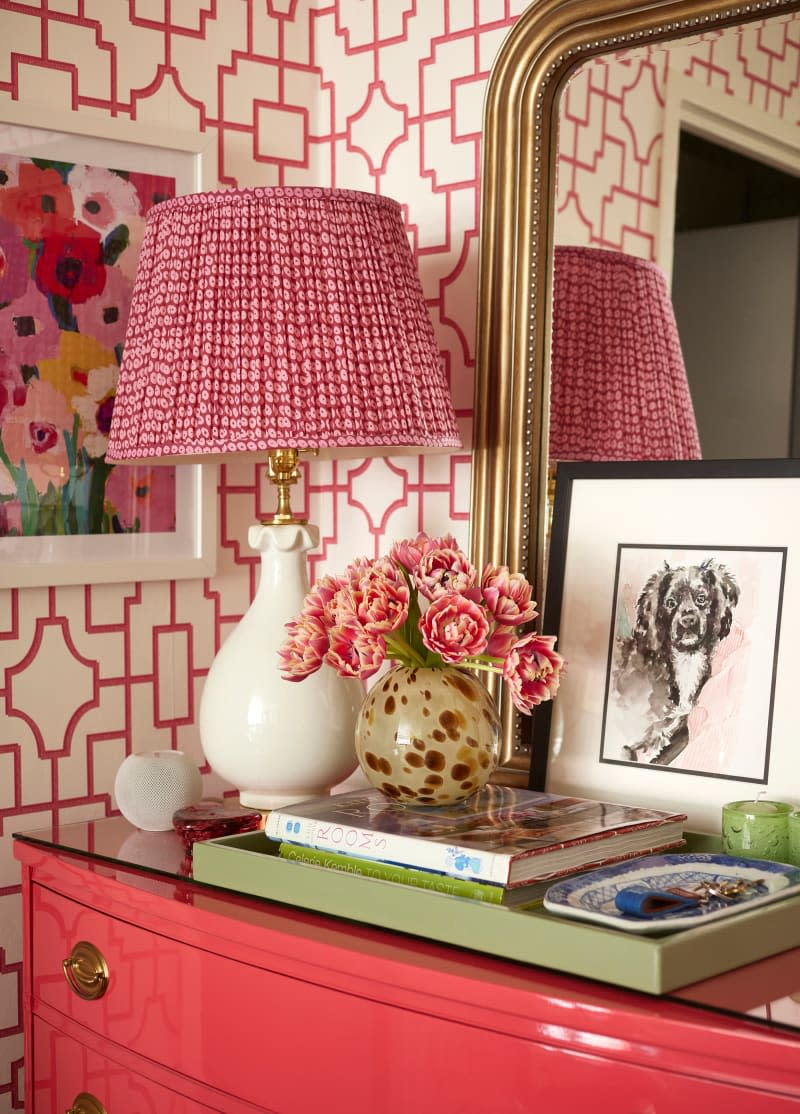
[354,665,501,806]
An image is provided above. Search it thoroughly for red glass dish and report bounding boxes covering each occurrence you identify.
[172,799,263,853]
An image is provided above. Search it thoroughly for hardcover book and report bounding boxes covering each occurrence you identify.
[277,843,552,906]
[264,785,686,887]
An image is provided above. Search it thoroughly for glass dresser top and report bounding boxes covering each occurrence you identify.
[14,815,800,1037]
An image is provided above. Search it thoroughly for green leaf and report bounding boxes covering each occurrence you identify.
[36,482,63,535]
[0,431,18,485]
[87,457,114,533]
[49,294,77,331]
[30,159,72,181]
[19,472,40,536]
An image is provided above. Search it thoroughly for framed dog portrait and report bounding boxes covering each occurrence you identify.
[529,460,800,833]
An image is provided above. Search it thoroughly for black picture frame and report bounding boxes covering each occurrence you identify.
[529,459,798,833]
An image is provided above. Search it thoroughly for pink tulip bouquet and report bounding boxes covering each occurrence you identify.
[278,531,564,714]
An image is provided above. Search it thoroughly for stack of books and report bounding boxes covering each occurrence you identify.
[264,785,687,907]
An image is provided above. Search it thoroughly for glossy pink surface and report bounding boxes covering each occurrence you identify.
[33,1016,217,1113]
[15,820,800,1112]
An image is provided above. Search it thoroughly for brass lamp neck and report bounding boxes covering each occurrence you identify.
[263,448,308,525]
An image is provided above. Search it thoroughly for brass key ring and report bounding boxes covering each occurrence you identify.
[694,878,765,902]
[666,878,765,904]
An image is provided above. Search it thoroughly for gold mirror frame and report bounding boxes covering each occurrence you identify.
[472,0,800,783]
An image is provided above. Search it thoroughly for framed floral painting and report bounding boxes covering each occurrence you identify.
[0,106,216,586]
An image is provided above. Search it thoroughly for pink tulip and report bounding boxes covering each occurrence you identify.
[330,585,369,636]
[415,546,477,601]
[419,592,489,663]
[390,531,462,575]
[503,632,565,714]
[485,626,518,659]
[326,621,385,679]
[344,555,373,585]
[357,567,409,634]
[365,556,407,589]
[278,613,329,680]
[481,564,538,626]
[428,532,461,552]
[303,573,347,626]
[390,531,432,574]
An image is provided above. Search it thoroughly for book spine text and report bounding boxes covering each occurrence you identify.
[265,811,510,883]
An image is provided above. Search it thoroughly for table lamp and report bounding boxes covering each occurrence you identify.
[106,186,461,810]
[549,245,701,463]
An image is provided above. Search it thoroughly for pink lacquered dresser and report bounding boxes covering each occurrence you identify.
[14,818,800,1112]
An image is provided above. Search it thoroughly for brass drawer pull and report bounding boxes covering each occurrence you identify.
[62,941,109,1000]
[65,1093,107,1114]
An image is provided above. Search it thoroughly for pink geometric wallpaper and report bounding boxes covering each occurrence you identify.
[558,17,800,255]
[0,2,798,1107]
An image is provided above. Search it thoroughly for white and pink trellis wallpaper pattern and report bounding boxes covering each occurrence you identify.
[0,2,798,1106]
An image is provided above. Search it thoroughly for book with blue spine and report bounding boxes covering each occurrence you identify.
[264,785,686,887]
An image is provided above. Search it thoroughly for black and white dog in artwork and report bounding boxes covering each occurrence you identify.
[614,558,739,766]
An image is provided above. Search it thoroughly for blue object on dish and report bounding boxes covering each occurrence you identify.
[543,853,800,934]
[614,887,700,917]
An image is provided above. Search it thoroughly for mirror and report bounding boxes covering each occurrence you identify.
[471,0,800,783]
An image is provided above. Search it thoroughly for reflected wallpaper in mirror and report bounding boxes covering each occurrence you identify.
[554,15,800,461]
[471,0,800,782]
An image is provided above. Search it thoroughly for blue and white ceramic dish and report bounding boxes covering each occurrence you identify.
[543,853,800,934]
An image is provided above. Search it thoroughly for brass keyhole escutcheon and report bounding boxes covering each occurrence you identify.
[62,941,109,1001]
[65,1093,107,1114]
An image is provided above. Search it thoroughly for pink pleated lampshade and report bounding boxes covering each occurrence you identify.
[549,246,701,461]
[106,187,460,462]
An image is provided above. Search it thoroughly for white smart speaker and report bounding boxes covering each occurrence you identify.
[114,749,203,831]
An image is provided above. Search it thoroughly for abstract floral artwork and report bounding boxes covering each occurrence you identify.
[0,153,177,537]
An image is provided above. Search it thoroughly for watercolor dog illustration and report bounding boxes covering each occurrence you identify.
[613,558,740,766]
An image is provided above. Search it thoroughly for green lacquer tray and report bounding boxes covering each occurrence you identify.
[191,831,800,995]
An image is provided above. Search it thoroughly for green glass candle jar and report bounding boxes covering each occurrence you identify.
[788,810,800,867]
[722,799,791,862]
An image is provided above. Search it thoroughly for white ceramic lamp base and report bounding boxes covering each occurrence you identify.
[199,523,362,811]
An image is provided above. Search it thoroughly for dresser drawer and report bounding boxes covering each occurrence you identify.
[31,882,799,1113]
[32,883,272,1099]
[32,1015,219,1113]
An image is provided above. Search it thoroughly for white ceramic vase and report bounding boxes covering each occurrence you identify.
[114,749,203,831]
[199,522,362,811]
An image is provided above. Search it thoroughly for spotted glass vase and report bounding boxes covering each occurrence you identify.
[354,665,501,806]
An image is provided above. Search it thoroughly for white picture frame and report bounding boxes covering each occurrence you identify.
[0,105,217,586]
[530,460,799,834]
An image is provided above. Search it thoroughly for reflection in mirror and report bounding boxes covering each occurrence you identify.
[471,0,800,785]
[555,18,800,463]
[671,136,800,458]
[549,245,702,464]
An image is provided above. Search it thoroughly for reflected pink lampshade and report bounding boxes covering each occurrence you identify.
[550,246,701,461]
[105,186,460,463]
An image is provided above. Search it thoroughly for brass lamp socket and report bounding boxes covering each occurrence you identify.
[263,447,312,525]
